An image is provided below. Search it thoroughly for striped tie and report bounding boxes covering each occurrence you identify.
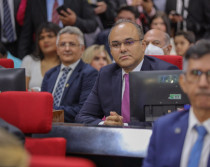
[187,125,207,167]
[52,0,60,25]
[53,67,71,106]
[3,0,15,42]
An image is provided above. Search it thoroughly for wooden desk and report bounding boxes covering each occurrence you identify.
[33,124,152,167]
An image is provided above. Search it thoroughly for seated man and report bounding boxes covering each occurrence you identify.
[41,26,98,123]
[143,40,210,167]
[75,20,178,126]
[144,29,172,55]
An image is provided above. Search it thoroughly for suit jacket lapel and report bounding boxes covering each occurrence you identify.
[112,67,122,115]
[49,66,61,93]
[38,0,47,21]
[141,56,152,71]
[61,60,83,99]
[171,111,189,166]
[14,0,21,14]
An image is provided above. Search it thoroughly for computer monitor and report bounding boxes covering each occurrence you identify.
[129,70,190,123]
[0,68,26,92]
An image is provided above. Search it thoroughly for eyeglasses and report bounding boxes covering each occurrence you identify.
[58,42,81,48]
[110,39,141,49]
[185,69,210,84]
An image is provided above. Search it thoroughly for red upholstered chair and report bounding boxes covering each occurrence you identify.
[0,58,14,68]
[30,156,96,167]
[149,55,183,70]
[0,91,66,156]
[25,138,66,156]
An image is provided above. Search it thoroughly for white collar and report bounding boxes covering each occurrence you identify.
[122,58,144,76]
[188,107,210,134]
[60,59,80,72]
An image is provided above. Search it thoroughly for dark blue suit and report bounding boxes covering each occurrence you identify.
[143,109,210,167]
[41,60,98,123]
[75,55,179,125]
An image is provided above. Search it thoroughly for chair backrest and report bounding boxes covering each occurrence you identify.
[149,55,183,70]
[30,156,96,167]
[25,137,67,156]
[0,58,14,68]
[0,91,53,133]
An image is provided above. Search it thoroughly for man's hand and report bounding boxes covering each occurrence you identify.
[104,111,123,126]
[94,1,107,14]
[59,8,76,26]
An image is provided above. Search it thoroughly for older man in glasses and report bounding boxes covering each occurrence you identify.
[143,40,210,167]
[41,26,98,123]
[76,20,178,126]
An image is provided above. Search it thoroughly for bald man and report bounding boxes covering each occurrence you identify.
[144,29,172,55]
[76,20,178,126]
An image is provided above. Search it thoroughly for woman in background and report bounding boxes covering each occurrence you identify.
[82,44,112,71]
[150,11,176,55]
[21,22,60,91]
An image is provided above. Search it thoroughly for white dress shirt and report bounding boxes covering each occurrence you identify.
[99,59,144,125]
[180,107,210,167]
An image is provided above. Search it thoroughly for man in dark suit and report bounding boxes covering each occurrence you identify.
[41,26,98,123]
[75,20,178,126]
[143,40,210,167]
[18,0,98,59]
[187,0,210,40]
[0,0,21,58]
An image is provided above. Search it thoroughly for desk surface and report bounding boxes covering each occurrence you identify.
[33,123,152,158]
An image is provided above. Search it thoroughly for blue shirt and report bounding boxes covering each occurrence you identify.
[46,0,64,27]
[7,52,22,68]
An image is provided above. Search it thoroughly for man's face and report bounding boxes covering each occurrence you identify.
[144,29,171,55]
[116,10,136,23]
[109,22,146,73]
[57,33,84,66]
[179,54,210,112]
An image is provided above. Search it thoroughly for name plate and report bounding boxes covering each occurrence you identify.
[53,110,64,122]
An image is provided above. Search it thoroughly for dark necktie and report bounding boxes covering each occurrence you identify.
[52,0,59,25]
[121,74,130,123]
[53,67,71,106]
[187,125,207,167]
[3,0,15,42]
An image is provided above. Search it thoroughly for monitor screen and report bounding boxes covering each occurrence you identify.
[129,70,190,123]
[0,68,26,92]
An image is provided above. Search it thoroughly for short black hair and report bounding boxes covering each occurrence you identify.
[185,39,210,60]
[117,5,139,19]
[175,31,196,44]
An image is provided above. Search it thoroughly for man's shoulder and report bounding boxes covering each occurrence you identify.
[44,65,60,77]
[155,110,189,127]
[98,29,110,38]
[144,55,179,70]
[78,60,98,74]
[100,63,120,73]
